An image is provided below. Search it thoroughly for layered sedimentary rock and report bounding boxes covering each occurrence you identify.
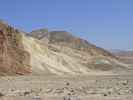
[28,29,128,75]
[0,21,31,75]
[0,20,128,76]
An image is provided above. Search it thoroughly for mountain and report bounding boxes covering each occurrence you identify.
[29,29,128,75]
[0,21,129,76]
[31,30,116,57]
[112,50,133,64]
[0,21,31,75]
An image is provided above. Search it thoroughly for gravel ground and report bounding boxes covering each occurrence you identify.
[0,75,133,100]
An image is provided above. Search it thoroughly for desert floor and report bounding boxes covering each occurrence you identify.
[0,75,133,100]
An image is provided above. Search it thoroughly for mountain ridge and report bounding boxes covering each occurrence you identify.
[111,50,133,64]
[0,20,129,75]
[30,29,117,58]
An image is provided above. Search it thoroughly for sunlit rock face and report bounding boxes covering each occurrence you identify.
[0,21,31,75]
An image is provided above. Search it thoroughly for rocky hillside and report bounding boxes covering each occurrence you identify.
[0,21,31,75]
[28,29,128,75]
[112,50,133,64]
[0,21,129,76]
[31,30,116,58]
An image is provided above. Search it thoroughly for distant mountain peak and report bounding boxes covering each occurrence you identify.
[30,28,49,39]
[30,28,116,58]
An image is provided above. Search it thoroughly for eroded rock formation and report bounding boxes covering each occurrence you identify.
[0,21,31,75]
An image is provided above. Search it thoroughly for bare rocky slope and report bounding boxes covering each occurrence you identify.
[0,21,129,76]
[31,30,116,58]
[0,21,31,75]
[112,50,133,64]
[29,29,128,75]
